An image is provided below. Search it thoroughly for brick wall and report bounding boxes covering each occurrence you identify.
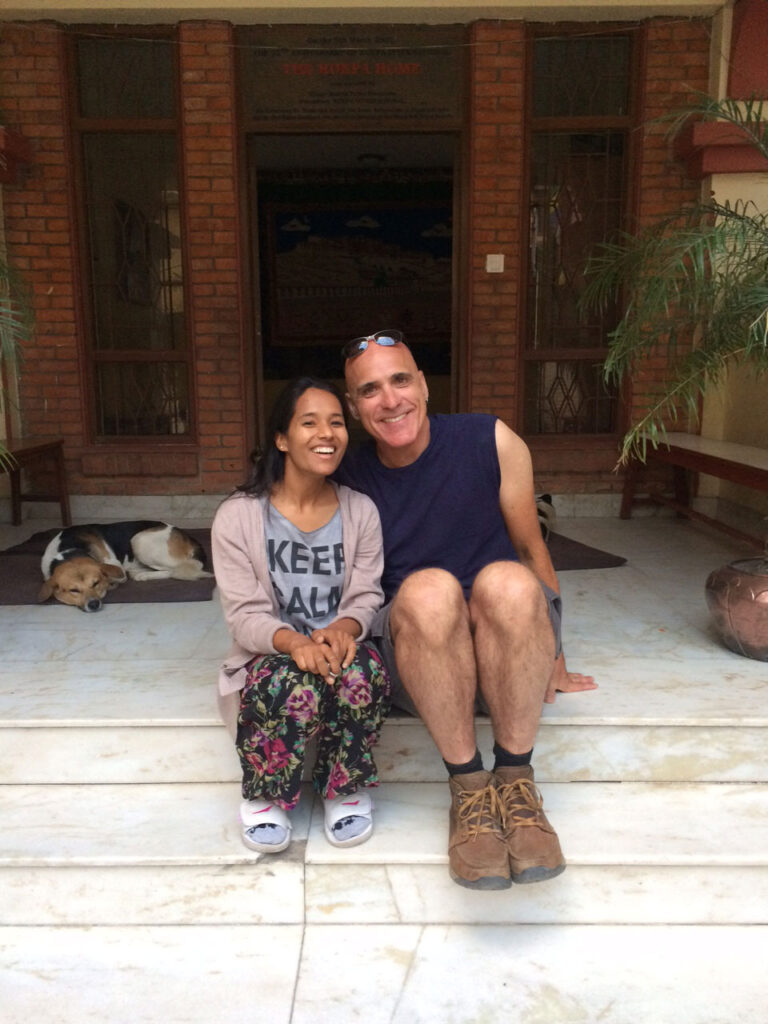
[178,21,248,494]
[1,16,713,500]
[464,18,711,494]
[627,18,711,436]
[0,20,249,498]
[0,22,80,477]
[466,21,525,427]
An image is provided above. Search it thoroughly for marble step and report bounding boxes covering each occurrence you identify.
[4,716,768,784]
[1,780,766,926]
[3,656,767,785]
[4,920,767,1024]
[3,922,767,1024]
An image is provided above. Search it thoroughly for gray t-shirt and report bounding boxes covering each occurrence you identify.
[265,504,344,635]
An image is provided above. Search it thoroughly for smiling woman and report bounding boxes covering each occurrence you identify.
[211,376,390,856]
[272,386,348,516]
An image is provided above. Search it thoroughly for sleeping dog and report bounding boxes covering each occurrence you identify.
[39,520,212,611]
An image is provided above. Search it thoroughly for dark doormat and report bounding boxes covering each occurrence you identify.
[547,531,626,571]
[0,527,216,606]
[0,526,624,607]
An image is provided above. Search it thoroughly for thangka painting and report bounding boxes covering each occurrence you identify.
[264,202,452,345]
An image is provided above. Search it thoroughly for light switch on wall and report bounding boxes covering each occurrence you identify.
[485,253,505,273]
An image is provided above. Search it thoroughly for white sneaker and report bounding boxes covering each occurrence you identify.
[323,790,373,848]
[240,799,292,853]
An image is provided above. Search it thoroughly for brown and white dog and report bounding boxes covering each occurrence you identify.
[39,520,212,611]
[536,493,558,542]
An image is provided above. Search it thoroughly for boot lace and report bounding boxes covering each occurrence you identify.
[496,778,554,833]
[456,784,503,839]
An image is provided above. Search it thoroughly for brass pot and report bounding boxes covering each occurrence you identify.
[705,558,768,661]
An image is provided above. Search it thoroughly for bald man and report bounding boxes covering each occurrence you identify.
[335,330,596,890]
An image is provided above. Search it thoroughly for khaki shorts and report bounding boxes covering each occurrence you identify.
[369,579,562,716]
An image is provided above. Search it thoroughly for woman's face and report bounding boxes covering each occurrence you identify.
[276,387,348,478]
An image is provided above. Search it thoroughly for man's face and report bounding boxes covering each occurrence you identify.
[345,343,430,461]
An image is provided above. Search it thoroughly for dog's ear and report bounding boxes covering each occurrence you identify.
[37,579,55,603]
[101,563,126,587]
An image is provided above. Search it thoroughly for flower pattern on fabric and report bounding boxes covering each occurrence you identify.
[325,760,351,799]
[336,667,372,708]
[261,738,293,772]
[236,641,390,810]
[285,685,320,724]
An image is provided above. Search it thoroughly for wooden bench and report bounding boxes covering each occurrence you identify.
[620,431,768,549]
[1,436,72,526]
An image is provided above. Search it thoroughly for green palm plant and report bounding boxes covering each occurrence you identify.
[583,94,768,465]
[1,118,33,469]
[0,257,31,469]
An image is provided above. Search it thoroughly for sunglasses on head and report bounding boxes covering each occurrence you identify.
[341,329,404,361]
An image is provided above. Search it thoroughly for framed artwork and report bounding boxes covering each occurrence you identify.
[263,201,452,345]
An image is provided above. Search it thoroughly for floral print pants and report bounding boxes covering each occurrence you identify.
[237,640,391,810]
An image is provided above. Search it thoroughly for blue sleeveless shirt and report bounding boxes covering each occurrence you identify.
[336,413,519,601]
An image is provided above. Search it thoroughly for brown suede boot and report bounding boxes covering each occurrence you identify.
[494,765,566,884]
[448,770,511,890]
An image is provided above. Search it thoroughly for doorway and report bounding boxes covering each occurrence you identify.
[248,132,457,436]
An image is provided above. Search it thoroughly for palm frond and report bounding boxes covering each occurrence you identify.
[581,95,768,464]
[615,344,760,465]
[0,260,31,365]
[665,92,768,162]
[0,259,32,467]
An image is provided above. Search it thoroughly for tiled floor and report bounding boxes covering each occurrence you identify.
[1,509,767,1022]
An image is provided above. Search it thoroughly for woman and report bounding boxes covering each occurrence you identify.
[212,377,389,854]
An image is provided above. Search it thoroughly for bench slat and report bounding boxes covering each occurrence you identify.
[620,433,767,550]
[651,446,768,491]
[662,432,768,475]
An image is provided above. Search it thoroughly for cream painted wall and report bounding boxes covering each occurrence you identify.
[700,171,768,517]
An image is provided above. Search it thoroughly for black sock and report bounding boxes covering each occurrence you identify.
[492,743,533,770]
[443,748,484,777]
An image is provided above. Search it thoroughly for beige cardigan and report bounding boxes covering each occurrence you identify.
[211,484,384,696]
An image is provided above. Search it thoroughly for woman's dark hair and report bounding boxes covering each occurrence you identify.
[236,376,346,497]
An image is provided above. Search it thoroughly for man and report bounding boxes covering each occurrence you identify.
[335,329,596,891]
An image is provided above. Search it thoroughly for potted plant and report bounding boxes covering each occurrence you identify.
[583,93,768,661]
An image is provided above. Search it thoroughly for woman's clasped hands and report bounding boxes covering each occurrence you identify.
[289,627,357,685]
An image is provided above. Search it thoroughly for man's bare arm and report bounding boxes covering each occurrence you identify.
[495,419,559,590]
[495,420,597,699]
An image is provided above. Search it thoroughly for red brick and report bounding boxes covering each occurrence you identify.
[1,15,714,498]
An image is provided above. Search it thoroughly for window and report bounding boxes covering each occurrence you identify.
[524,32,633,435]
[72,33,189,438]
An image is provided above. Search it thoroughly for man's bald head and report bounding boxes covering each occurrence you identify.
[344,340,430,467]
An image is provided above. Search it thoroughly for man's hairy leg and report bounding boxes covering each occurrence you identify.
[389,569,478,764]
[470,561,555,754]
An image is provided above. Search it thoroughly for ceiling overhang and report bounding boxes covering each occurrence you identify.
[0,0,723,25]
